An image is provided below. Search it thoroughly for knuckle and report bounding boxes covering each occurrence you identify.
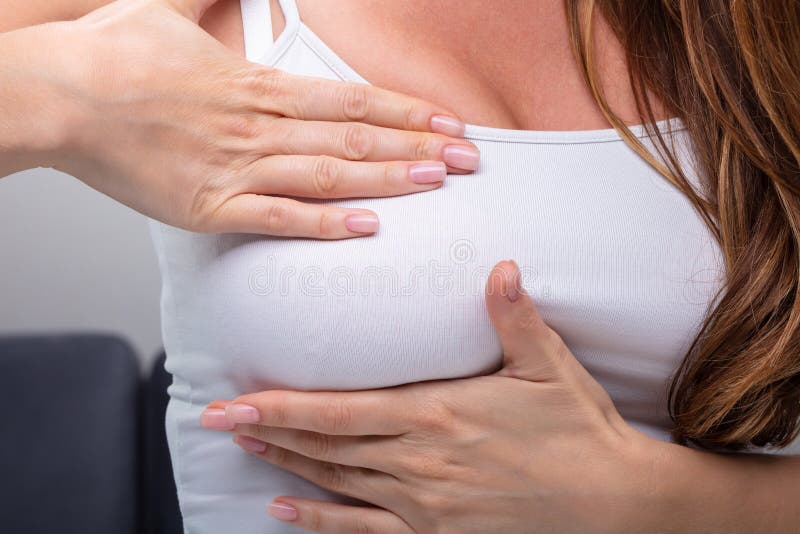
[317,210,336,238]
[311,156,342,196]
[406,453,450,480]
[411,491,450,516]
[317,399,353,434]
[187,180,224,232]
[302,431,333,459]
[263,201,292,233]
[341,84,371,121]
[352,519,379,534]
[305,506,323,531]
[243,424,269,441]
[270,445,289,465]
[268,393,291,427]
[246,68,284,100]
[545,327,564,347]
[414,133,438,160]
[517,306,547,334]
[225,114,261,140]
[424,409,450,433]
[383,163,405,189]
[404,103,425,131]
[318,462,347,490]
[342,124,372,161]
[547,330,571,363]
[419,396,455,433]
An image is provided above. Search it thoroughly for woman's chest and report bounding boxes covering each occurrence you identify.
[204,0,661,131]
[155,137,723,423]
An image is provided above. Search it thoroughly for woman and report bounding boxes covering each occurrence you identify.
[3,1,798,533]
[193,0,798,532]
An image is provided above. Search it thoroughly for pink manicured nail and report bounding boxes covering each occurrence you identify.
[345,214,379,234]
[201,409,235,431]
[226,404,260,424]
[443,145,480,171]
[268,502,298,522]
[234,434,268,453]
[430,115,466,137]
[409,162,447,184]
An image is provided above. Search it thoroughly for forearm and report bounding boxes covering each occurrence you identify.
[646,438,800,532]
[0,0,112,33]
[0,0,242,180]
[0,0,117,177]
[0,24,72,177]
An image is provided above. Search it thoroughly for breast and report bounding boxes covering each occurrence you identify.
[152,133,723,431]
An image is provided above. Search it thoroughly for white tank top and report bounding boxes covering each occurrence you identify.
[150,1,730,531]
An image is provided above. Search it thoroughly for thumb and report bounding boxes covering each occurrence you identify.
[485,260,575,382]
[162,0,221,22]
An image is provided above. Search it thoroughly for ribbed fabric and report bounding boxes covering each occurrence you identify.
[149,1,738,532]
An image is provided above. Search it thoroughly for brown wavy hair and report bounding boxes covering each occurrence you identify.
[566,0,800,450]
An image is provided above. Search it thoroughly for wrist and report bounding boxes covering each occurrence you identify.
[604,426,677,533]
[0,22,86,175]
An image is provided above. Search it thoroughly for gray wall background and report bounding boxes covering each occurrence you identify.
[0,167,163,368]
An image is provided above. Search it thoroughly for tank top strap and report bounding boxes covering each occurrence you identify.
[241,0,301,62]
[277,0,301,27]
[240,0,273,61]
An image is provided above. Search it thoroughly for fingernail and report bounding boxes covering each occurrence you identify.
[234,434,268,453]
[508,260,522,302]
[226,404,260,424]
[443,145,480,171]
[409,162,447,184]
[201,409,235,431]
[345,214,379,234]
[268,502,298,522]
[430,115,465,137]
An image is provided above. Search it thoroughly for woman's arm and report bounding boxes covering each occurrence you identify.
[653,440,800,532]
[0,23,73,177]
[0,0,241,177]
[0,0,212,177]
[0,0,110,32]
[0,0,476,238]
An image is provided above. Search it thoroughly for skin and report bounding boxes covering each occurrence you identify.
[293,0,665,130]
[0,0,477,238]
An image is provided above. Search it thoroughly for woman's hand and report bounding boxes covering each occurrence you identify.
[203,260,664,533]
[2,0,478,238]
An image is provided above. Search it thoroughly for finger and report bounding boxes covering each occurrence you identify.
[245,156,446,199]
[199,400,234,430]
[251,71,465,137]
[234,438,398,506]
[266,118,480,171]
[267,498,412,534]
[205,399,231,410]
[225,389,414,435]
[485,260,575,382]
[212,194,380,238]
[233,426,394,470]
